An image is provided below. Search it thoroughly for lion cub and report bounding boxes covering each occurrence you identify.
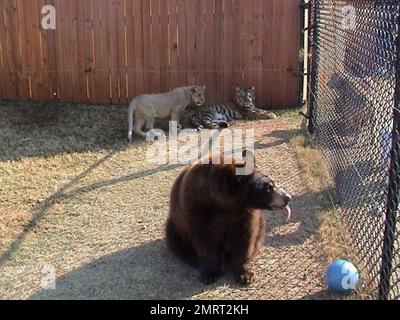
[127,86,206,142]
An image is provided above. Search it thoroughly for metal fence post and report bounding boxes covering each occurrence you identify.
[378,13,400,300]
[307,0,319,135]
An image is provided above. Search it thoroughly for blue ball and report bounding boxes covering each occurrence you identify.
[326,259,359,294]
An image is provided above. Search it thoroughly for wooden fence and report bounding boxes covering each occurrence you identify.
[0,0,302,107]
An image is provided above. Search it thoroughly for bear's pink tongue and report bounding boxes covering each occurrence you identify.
[284,205,292,222]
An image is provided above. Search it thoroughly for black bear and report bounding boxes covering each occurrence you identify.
[166,150,292,285]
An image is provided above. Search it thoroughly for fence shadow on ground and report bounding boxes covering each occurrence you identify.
[0,155,184,268]
[253,128,302,151]
[0,149,119,266]
[255,128,326,248]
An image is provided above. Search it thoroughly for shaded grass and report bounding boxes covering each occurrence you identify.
[286,117,368,299]
[0,102,130,161]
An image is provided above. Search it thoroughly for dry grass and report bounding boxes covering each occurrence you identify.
[287,116,368,299]
[0,101,350,300]
[289,133,354,255]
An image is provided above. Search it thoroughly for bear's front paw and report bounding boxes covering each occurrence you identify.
[236,270,255,286]
[199,271,220,285]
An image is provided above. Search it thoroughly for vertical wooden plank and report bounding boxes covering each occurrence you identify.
[84,0,95,103]
[223,0,234,102]
[5,0,28,100]
[160,0,170,92]
[101,0,112,103]
[91,0,100,103]
[252,0,263,106]
[195,0,205,88]
[91,0,101,103]
[0,1,18,100]
[108,0,120,104]
[150,0,161,93]
[141,0,152,93]
[285,0,301,107]
[131,0,144,97]
[282,0,292,107]
[214,0,224,103]
[68,0,81,103]
[54,0,64,101]
[75,0,89,103]
[271,0,284,107]
[126,0,136,100]
[186,0,196,85]
[115,0,128,104]
[42,0,59,102]
[14,0,30,100]
[204,0,215,104]
[36,0,52,102]
[92,0,110,103]
[168,0,179,91]
[58,0,78,102]
[176,0,187,88]
[12,0,30,100]
[262,0,273,107]
[279,0,288,107]
[232,0,244,89]
[19,0,37,100]
[70,0,82,103]
[59,0,80,103]
[116,0,128,104]
[20,3,32,102]
[242,0,253,90]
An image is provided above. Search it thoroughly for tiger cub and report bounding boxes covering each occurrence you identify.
[184,87,277,130]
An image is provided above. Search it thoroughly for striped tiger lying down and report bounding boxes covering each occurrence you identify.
[183,87,277,130]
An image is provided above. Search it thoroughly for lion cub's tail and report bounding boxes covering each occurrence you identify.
[127,100,137,142]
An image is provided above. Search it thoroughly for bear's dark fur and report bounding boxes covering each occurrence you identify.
[166,152,291,285]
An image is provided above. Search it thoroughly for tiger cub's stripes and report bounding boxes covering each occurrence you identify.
[188,103,243,129]
[184,87,277,130]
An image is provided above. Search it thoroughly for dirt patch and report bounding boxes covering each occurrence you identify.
[1,103,338,299]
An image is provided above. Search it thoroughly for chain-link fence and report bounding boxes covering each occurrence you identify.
[307,0,400,299]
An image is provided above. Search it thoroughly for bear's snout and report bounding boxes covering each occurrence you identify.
[282,192,292,206]
[271,188,292,209]
[270,189,292,222]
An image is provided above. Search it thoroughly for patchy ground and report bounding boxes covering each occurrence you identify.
[0,103,336,299]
